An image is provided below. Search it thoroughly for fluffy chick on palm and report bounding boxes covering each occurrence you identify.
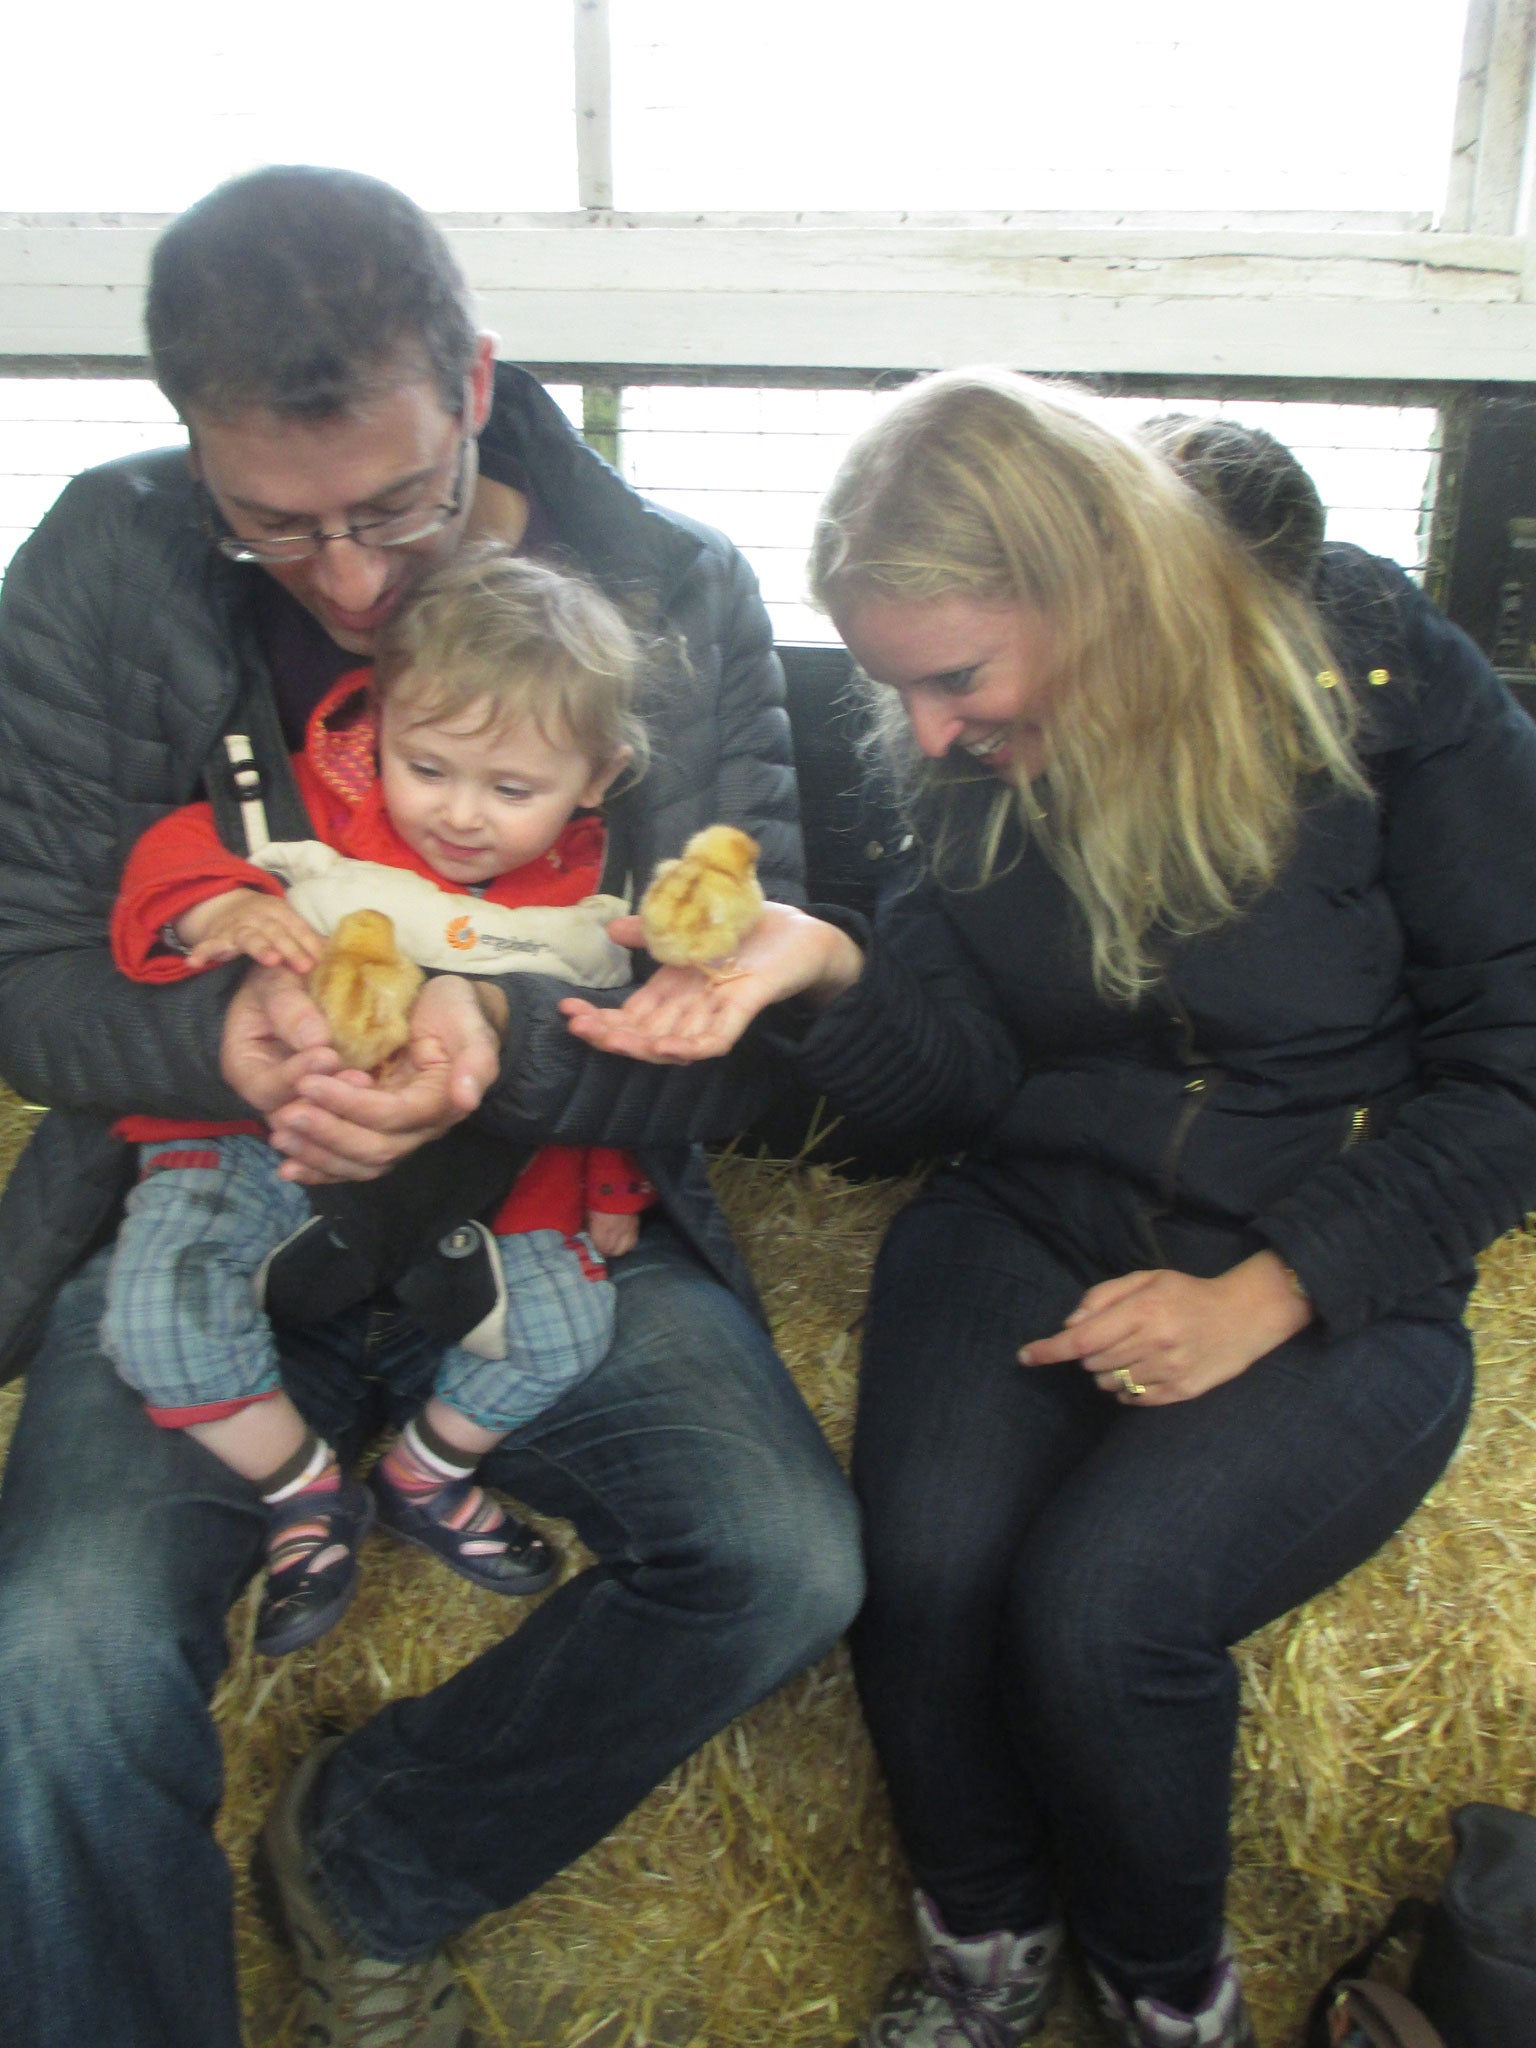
[639,826,766,982]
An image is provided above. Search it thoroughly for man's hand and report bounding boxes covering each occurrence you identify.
[1017,1251,1313,1405]
[260,973,504,1184]
[221,963,342,1119]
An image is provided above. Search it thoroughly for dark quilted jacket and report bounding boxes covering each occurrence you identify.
[0,365,802,1377]
[789,548,1536,1339]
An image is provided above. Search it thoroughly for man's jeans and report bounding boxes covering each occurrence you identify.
[849,1185,1473,2005]
[0,1220,863,2048]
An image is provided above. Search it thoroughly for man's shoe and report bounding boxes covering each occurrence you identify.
[850,1890,1063,2045]
[254,1476,375,1659]
[254,1738,476,2048]
[368,1461,558,1595]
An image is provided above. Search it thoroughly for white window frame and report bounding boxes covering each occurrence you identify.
[1,0,1533,383]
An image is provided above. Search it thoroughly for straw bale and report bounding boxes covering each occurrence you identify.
[1,1080,1535,2046]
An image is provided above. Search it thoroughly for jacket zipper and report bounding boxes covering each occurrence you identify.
[1155,987,1223,1207]
[1343,1104,1371,1150]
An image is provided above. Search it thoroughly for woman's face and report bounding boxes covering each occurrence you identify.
[832,592,1056,781]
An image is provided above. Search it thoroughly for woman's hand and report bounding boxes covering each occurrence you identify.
[560,904,865,1064]
[232,970,503,1184]
[1018,1251,1312,1405]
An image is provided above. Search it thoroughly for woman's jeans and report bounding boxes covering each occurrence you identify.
[850,1185,1473,2004]
[0,1219,863,2048]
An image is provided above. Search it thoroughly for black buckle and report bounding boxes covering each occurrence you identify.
[222,758,265,804]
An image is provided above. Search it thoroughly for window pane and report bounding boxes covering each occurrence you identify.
[623,387,889,642]
[3,5,575,211]
[0,381,183,576]
[612,0,1467,214]
[622,385,1438,642]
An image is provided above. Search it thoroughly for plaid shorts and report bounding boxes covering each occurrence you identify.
[101,1136,307,1412]
[435,1228,617,1431]
[102,1137,616,1429]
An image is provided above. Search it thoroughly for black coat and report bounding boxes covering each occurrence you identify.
[789,549,1536,1338]
[0,365,801,1376]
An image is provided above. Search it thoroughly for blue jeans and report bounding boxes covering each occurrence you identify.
[849,1184,1472,2004]
[0,1218,862,2048]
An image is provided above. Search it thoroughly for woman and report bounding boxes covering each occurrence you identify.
[563,370,1536,2047]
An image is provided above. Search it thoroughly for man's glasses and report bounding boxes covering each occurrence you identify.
[206,432,471,566]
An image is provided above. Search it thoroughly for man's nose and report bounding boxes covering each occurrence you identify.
[308,534,392,613]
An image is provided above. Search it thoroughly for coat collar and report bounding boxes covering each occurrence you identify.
[479,364,705,631]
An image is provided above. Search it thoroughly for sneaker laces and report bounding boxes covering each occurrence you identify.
[304,1948,463,2047]
[876,1958,1029,2048]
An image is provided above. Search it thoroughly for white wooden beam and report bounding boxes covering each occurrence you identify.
[1,212,1532,383]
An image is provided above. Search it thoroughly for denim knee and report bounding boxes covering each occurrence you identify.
[669,1435,864,1683]
[1010,1519,1215,1724]
[0,1553,227,1839]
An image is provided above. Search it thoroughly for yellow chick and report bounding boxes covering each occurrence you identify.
[306,908,426,1075]
[639,825,766,981]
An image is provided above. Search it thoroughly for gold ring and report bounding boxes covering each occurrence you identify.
[1114,1367,1148,1399]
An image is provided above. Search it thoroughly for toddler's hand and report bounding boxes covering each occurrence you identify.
[587,1210,640,1259]
[180,889,324,974]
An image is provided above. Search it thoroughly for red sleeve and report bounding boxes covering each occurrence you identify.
[110,800,285,982]
[584,1149,658,1215]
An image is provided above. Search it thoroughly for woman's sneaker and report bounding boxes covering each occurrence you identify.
[1087,1933,1257,2048]
[851,1890,1063,2046]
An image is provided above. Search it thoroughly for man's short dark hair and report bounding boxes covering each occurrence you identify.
[146,165,479,421]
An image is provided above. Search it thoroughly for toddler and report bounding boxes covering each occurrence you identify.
[103,545,652,1656]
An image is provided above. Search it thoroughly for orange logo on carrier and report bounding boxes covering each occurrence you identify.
[445,913,478,951]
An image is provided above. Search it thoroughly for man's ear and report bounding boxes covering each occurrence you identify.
[468,334,498,434]
[582,745,633,808]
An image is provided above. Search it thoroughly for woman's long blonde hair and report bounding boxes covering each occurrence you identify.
[809,369,1367,1002]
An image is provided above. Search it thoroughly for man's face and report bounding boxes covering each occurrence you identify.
[189,343,493,657]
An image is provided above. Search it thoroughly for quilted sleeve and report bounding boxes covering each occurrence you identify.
[0,461,252,1123]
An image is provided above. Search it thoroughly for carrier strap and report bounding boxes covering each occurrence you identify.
[201,675,313,857]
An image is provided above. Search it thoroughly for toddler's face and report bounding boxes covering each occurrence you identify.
[378,695,617,886]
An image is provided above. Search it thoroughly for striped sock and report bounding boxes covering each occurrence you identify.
[379,1416,509,1559]
[260,1432,345,1579]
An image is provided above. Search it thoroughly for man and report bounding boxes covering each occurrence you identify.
[0,166,862,2048]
